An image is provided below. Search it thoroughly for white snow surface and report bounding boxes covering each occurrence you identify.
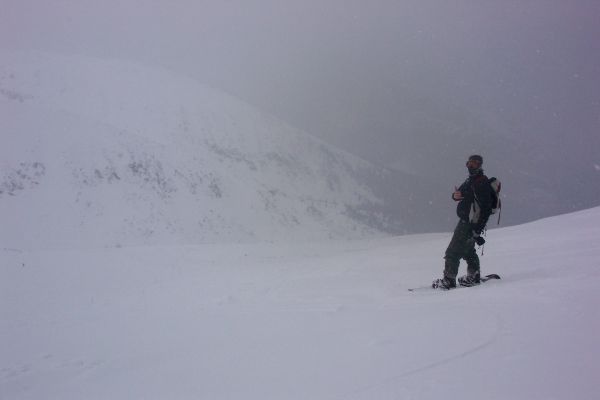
[2,207,599,399]
[1,51,392,249]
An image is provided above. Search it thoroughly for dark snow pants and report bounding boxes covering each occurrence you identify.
[443,220,480,279]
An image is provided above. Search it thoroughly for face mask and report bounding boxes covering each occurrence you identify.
[466,160,482,176]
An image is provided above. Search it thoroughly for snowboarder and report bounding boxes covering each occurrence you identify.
[433,155,493,289]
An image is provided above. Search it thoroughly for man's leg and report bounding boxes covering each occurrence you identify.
[463,244,480,277]
[444,220,471,279]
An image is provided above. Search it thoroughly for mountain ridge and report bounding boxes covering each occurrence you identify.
[1,51,404,249]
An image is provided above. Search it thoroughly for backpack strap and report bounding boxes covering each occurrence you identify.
[496,198,502,225]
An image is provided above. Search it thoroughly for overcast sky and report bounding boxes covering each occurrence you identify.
[3,0,600,216]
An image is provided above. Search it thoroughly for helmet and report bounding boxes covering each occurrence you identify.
[466,155,483,175]
[467,155,483,165]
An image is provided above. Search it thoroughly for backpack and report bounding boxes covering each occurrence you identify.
[488,177,502,223]
[470,176,502,225]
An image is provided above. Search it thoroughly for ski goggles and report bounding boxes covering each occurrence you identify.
[466,159,482,168]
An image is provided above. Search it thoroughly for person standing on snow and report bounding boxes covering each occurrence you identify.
[433,155,493,289]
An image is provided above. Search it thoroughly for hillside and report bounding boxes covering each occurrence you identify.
[1,51,400,249]
[2,206,599,399]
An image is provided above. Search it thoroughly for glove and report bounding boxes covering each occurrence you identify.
[471,225,486,246]
[474,236,485,246]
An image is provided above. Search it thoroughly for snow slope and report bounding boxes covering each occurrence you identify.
[1,51,398,249]
[2,207,599,399]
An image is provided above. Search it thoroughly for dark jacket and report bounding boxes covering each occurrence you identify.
[454,173,493,233]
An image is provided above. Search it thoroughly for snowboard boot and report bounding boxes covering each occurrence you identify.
[458,272,481,287]
[432,276,456,290]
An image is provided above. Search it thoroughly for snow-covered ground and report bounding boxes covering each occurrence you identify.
[2,207,599,399]
[1,51,399,249]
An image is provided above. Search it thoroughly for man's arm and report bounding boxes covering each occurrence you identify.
[452,181,468,201]
[452,186,462,201]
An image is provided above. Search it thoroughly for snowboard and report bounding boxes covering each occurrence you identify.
[408,274,501,292]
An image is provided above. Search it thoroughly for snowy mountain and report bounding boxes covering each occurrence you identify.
[2,205,599,399]
[1,51,402,249]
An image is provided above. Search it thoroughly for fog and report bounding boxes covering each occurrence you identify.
[3,0,599,230]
